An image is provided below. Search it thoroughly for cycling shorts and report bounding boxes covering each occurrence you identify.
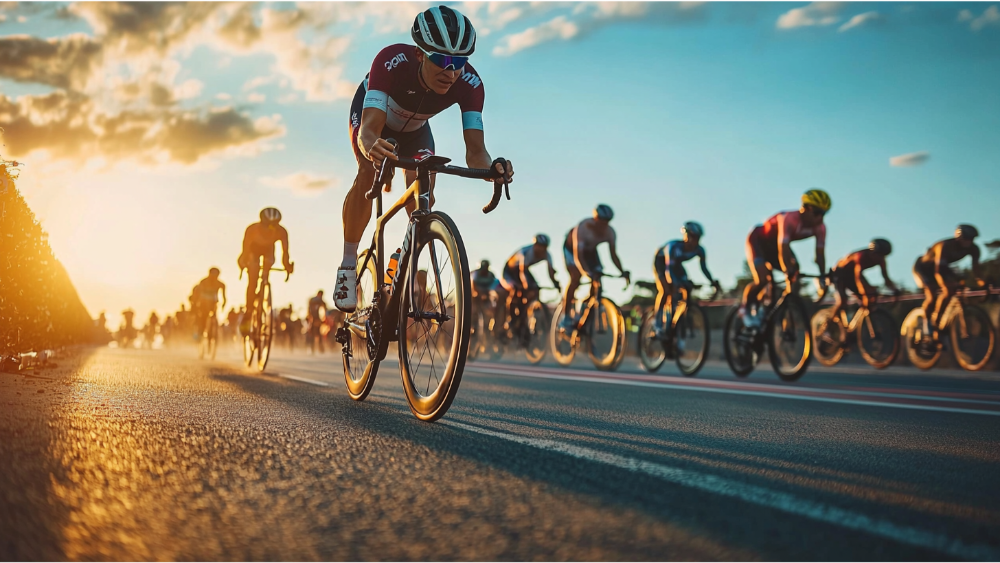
[912,260,958,291]
[830,266,869,297]
[653,253,688,287]
[349,80,435,163]
[746,226,782,272]
[502,264,538,292]
[563,238,603,277]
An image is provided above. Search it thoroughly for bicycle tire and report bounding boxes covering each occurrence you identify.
[256,283,274,372]
[901,308,940,370]
[767,295,811,381]
[810,308,846,367]
[343,250,381,401]
[723,307,757,377]
[588,297,626,371]
[675,303,709,377]
[857,308,898,369]
[637,310,666,373]
[398,212,471,422]
[524,300,550,364]
[550,302,577,366]
[950,304,995,371]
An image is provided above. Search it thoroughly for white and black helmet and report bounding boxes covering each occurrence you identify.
[260,207,281,223]
[412,5,476,56]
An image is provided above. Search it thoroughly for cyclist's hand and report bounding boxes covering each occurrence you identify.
[492,158,514,183]
[975,278,986,288]
[622,270,632,284]
[286,262,295,275]
[368,138,398,167]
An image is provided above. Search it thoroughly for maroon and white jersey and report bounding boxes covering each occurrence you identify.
[361,44,485,133]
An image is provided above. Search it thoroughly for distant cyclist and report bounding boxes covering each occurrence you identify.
[741,189,831,329]
[306,290,328,354]
[559,205,630,330]
[500,234,561,327]
[913,225,984,338]
[334,5,513,313]
[471,260,499,300]
[652,222,721,339]
[826,238,897,323]
[239,208,293,335]
[191,267,227,338]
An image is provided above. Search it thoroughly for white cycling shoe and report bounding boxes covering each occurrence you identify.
[334,268,358,312]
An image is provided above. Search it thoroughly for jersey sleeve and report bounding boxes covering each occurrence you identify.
[458,66,485,131]
[363,46,401,112]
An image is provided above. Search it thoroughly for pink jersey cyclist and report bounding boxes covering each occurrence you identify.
[746,211,826,270]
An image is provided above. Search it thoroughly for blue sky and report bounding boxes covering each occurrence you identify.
[2,2,998,325]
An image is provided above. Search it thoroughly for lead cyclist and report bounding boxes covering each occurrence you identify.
[334,5,514,313]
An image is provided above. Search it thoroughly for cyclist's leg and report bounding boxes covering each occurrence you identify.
[561,242,583,326]
[241,258,262,334]
[828,268,849,322]
[742,229,771,316]
[670,279,690,334]
[913,260,936,325]
[652,253,670,332]
[932,268,958,331]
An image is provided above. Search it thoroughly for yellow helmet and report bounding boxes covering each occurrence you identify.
[802,189,831,212]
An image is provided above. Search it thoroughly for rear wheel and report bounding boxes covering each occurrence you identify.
[723,307,758,377]
[857,308,899,369]
[675,303,709,377]
[524,300,550,364]
[587,297,626,371]
[811,308,846,367]
[638,310,666,373]
[902,308,940,370]
[343,250,381,400]
[767,295,811,381]
[550,302,577,366]
[950,305,995,371]
[398,212,470,422]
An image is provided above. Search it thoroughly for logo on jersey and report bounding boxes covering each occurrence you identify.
[385,52,408,71]
[460,71,481,89]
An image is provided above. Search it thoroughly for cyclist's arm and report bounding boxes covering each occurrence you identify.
[572,227,587,274]
[971,245,983,280]
[517,252,530,289]
[697,248,715,284]
[357,107,396,165]
[814,224,827,274]
[878,259,897,290]
[607,229,626,276]
[220,283,227,309]
[278,226,291,269]
[546,252,559,285]
[238,227,253,268]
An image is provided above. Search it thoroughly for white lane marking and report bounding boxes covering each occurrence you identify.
[444,420,998,560]
[277,373,331,387]
[466,366,1000,417]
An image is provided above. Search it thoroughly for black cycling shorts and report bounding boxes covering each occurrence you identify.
[349,79,435,162]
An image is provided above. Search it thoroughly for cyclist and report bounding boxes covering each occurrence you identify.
[500,234,561,329]
[741,189,831,329]
[652,222,721,340]
[335,5,514,312]
[239,208,294,335]
[191,267,227,339]
[913,224,985,338]
[826,238,897,324]
[306,290,328,354]
[471,260,499,300]
[559,205,630,331]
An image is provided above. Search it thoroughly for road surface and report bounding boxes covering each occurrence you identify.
[2,345,999,560]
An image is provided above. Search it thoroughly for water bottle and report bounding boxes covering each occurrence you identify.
[385,249,401,286]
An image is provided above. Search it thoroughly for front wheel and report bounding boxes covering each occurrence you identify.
[398,212,471,422]
[902,308,940,370]
[857,308,899,369]
[255,283,274,372]
[587,297,626,371]
[950,305,995,371]
[638,310,666,373]
[723,307,758,377]
[767,295,811,382]
[549,302,577,366]
[810,308,846,367]
[675,303,709,377]
[524,300,550,364]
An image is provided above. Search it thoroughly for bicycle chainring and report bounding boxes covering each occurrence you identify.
[365,306,382,359]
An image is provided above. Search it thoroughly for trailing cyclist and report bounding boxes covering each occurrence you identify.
[471,259,499,300]
[559,205,630,331]
[306,290,328,354]
[500,234,561,330]
[826,238,897,324]
[334,5,514,313]
[191,267,227,339]
[912,224,985,339]
[740,189,831,330]
[652,222,721,340]
[238,208,294,335]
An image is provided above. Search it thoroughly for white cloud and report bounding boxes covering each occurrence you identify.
[215,93,232,101]
[247,92,266,103]
[260,172,335,196]
[958,5,1000,31]
[839,11,881,32]
[493,16,579,56]
[174,79,203,100]
[776,2,844,29]
[889,151,930,167]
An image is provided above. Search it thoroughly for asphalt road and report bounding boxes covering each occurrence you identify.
[2,345,999,561]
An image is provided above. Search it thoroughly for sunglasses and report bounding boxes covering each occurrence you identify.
[420,48,469,71]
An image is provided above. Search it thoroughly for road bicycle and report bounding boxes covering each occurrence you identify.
[240,265,289,372]
[469,289,501,361]
[810,280,899,369]
[489,286,558,364]
[901,282,995,371]
[198,308,219,361]
[550,276,628,371]
[723,275,814,381]
[335,145,510,422]
[638,283,719,376]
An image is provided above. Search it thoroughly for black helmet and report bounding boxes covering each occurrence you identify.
[479,259,490,269]
[956,224,979,240]
[412,6,476,56]
[593,204,614,221]
[869,238,892,255]
[533,234,551,246]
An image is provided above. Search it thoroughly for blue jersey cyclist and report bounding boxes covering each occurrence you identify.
[335,5,514,312]
[652,222,720,339]
[471,260,500,299]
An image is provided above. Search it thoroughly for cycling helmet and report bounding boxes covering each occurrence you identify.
[869,238,892,256]
[802,189,832,212]
[479,259,490,269]
[593,204,614,221]
[956,224,979,240]
[412,6,476,56]
[209,267,221,277]
[533,234,551,246]
[682,221,705,238]
[260,207,281,223]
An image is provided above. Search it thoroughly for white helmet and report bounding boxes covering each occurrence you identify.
[260,207,281,223]
[412,6,476,56]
